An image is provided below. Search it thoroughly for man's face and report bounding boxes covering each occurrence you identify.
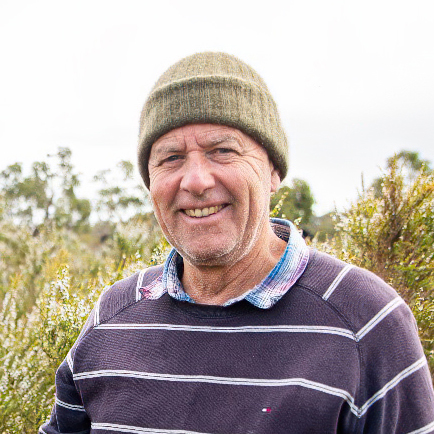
[148,124,281,267]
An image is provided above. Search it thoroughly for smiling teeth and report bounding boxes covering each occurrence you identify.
[184,205,224,218]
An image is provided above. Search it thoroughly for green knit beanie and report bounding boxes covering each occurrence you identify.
[138,52,288,188]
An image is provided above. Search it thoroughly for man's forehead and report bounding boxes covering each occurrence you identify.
[151,124,251,153]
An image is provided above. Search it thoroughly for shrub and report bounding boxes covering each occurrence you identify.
[313,155,434,375]
[0,264,97,432]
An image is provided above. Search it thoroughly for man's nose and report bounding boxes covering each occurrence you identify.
[179,154,215,196]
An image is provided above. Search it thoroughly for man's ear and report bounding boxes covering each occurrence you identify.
[270,166,281,193]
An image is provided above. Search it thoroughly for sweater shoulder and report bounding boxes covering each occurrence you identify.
[95,264,164,325]
[296,249,407,333]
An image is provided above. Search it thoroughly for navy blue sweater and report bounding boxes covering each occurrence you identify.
[40,250,434,434]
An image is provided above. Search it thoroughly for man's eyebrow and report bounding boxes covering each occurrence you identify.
[151,140,183,156]
[200,134,241,146]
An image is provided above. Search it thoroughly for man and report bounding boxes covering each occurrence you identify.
[40,52,434,434]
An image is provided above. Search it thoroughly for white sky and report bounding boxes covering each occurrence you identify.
[1,0,433,215]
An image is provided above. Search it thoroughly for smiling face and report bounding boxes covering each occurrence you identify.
[148,124,281,267]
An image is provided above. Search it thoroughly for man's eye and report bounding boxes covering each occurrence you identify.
[163,155,183,163]
[211,148,236,156]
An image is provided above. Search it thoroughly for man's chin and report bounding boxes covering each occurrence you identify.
[180,245,239,268]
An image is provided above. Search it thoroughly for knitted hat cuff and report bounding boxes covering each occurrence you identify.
[138,53,288,188]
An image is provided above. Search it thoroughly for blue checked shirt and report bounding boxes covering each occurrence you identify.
[140,219,309,309]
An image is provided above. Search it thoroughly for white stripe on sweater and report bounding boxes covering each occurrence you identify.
[94,292,103,326]
[136,269,147,302]
[66,350,74,373]
[56,397,86,412]
[75,369,358,415]
[92,417,434,434]
[358,357,427,416]
[74,356,427,418]
[95,323,356,340]
[95,294,404,343]
[355,297,404,341]
[407,420,434,434]
[92,422,212,434]
[322,264,354,300]
[94,285,111,326]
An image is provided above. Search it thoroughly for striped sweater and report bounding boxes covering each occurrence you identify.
[40,250,434,434]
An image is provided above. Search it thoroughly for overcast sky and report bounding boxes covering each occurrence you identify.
[1,0,433,215]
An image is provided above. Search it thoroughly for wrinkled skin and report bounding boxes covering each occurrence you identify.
[148,124,286,304]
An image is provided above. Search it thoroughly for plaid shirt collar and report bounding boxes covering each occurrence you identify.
[142,219,309,309]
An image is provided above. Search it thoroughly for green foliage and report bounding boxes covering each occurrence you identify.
[0,148,162,433]
[93,160,148,223]
[0,227,164,433]
[270,179,314,229]
[0,148,92,231]
[0,265,98,432]
[313,153,434,375]
[306,212,337,241]
[372,150,432,197]
[0,251,164,433]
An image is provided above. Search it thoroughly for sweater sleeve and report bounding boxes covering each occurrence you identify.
[354,300,434,434]
[38,358,91,434]
[299,251,434,433]
[38,309,96,434]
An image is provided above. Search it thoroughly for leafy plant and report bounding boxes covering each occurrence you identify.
[313,153,434,375]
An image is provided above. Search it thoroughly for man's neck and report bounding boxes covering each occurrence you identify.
[180,231,287,305]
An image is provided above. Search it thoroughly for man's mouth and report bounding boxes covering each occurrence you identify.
[183,204,226,218]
